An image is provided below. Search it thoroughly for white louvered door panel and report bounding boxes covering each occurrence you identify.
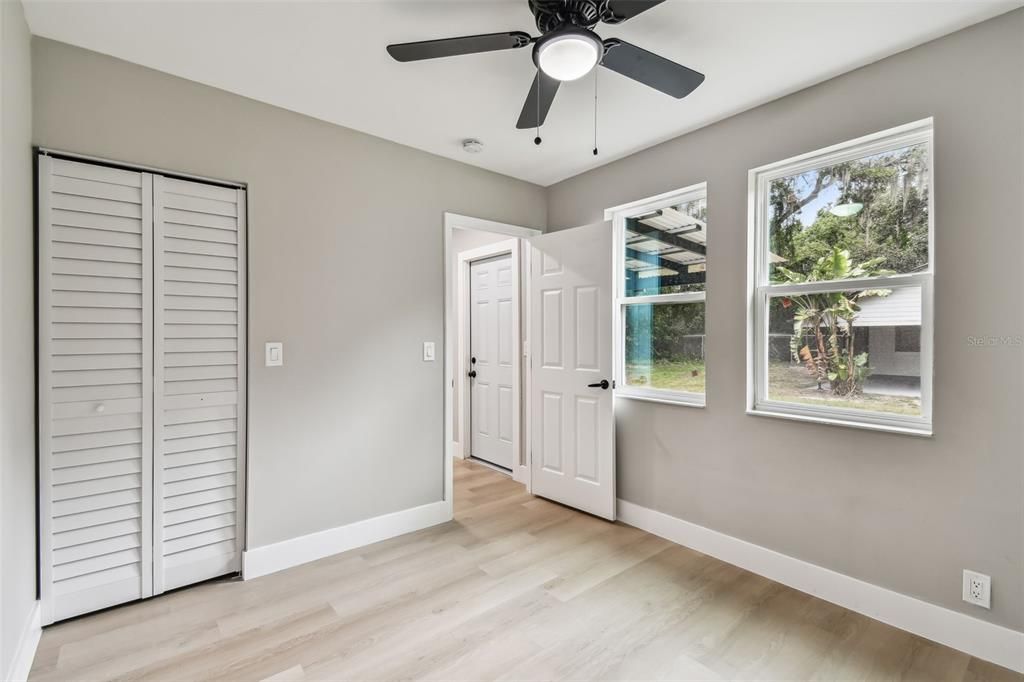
[38,156,155,624]
[153,176,246,593]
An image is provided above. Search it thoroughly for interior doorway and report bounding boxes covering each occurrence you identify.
[443,215,617,523]
[443,214,540,516]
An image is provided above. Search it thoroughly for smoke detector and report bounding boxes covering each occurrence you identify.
[462,138,484,154]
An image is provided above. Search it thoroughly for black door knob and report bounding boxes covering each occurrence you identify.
[468,370,477,378]
[587,379,610,390]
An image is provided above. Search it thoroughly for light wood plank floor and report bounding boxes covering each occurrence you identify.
[31,458,1021,681]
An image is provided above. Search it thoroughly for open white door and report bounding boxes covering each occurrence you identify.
[530,223,614,520]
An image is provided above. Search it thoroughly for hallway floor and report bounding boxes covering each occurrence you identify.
[30,458,1020,681]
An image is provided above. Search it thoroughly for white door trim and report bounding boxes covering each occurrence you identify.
[458,241,519,473]
[443,213,541,519]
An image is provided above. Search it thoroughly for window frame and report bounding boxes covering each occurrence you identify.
[746,119,934,435]
[608,182,709,407]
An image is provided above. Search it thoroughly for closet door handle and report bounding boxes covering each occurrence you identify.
[95,403,106,413]
[468,370,477,378]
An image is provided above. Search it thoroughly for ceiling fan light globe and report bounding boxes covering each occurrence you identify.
[535,29,602,81]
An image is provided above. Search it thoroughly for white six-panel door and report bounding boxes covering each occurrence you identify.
[38,155,246,623]
[530,224,615,519]
[469,254,515,470]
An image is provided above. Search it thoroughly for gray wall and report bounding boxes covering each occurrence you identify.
[451,226,516,256]
[1,0,37,674]
[546,9,1024,630]
[32,38,547,548]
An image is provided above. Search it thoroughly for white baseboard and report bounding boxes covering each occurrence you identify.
[242,500,450,580]
[617,499,1024,673]
[5,601,41,682]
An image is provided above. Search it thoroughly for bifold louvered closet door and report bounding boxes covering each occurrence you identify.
[38,155,246,624]
[153,175,246,594]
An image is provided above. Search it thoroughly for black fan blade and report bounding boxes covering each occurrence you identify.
[603,0,666,24]
[601,39,705,98]
[387,31,531,62]
[516,71,560,129]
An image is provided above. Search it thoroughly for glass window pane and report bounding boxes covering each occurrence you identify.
[768,142,929,281]
[624,302,705,394]
[766,287,922,416]
[624,194,707,296]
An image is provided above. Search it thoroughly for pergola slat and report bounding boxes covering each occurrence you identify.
[627,218,707,256]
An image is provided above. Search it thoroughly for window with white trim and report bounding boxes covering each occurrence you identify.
[612,183,708,406]
[748,120,934,434]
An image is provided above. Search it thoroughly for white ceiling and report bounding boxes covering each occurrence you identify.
[24,0,1021,186]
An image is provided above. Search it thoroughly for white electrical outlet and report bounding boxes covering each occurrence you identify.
[963,570,991,609]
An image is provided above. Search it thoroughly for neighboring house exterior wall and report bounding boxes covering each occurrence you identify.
[868,327,921,377]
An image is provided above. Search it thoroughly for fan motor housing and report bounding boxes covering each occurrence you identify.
[528,0,636,33]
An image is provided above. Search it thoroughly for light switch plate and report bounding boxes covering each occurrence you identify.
[423,341,435,362]
[265,342,283,367]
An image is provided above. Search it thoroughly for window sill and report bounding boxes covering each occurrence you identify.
[616,391,706,409]
[747,405,932,437]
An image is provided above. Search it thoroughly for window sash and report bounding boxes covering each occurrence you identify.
[617,291,705,306]
[750,119,935,289]
[749,268,933,432]
[619,299,707,406]
[759,272,929,297]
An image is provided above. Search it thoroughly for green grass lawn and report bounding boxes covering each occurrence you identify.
[768,361,921,416]
[626,359,705,393]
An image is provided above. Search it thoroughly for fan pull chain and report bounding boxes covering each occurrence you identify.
[593,67,599,156]
[534,74,542,146]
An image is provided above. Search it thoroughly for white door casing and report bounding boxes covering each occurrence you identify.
[530,223,615,520]
[469,254,515,470]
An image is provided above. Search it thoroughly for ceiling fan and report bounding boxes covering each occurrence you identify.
[386,0,705,131]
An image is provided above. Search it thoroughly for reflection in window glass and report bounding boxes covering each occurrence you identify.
[625,302,705,394]
[766,287,922,417]
[624,196,707,296]
[768,142,929,281]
